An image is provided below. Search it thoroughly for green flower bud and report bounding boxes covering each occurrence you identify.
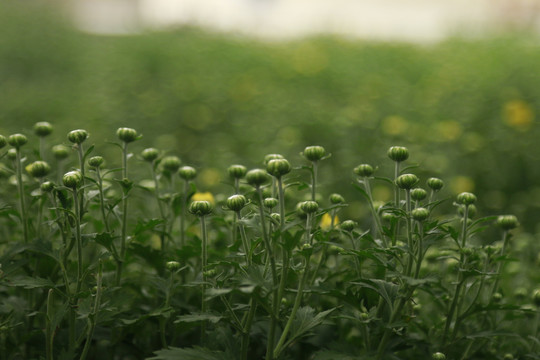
[8,134,27,149]
[88,156,104,168]
[496,215,519,230]
[432,352,446,360]
[179,166,197,180]
[503,354,514,360]
[299,200,318,214]
[189,200,213,217]
[427,177,444,192]
[25,161,51,178]
[353,164,374,177]
[141,148,159,162]
[395,174,419,190]
[266,158,291,178]
[492,292,503,303]
[116,127,139,143]
[515,287,528,300]
[387,146,409,162]
[7,149,17,161]
[340,220,356,232]
[302,145,326,162]
[532,289,540,307]
[410,188,427,201]
[166,261,181,271]
[382,212,395,221]
[227,194,247,212]
[270,213,281,224]
[0,135,7,149]
[263,153,284,165]
[264,197,278,209]
[33,121,53,137]
[329,193,345,204]
[457,192,477,206]
[62,170,82,188]
[40,181,55,192]
[227,164,247,179]
[412,207,429,222]
[67,129,88,144]
[161,156,181,173]
[246,168,268,187]
[203,269,217,277]
[52,144,70,160]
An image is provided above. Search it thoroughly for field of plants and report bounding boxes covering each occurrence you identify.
[1,2,540,359]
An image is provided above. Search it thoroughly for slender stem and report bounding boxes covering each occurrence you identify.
[14,149,29,243]
[77,143,85,218]
[237,211,251,266]
[180,179,189,248]
[72,187,83,296]
[46,289,54,360]
[490,230,510,298]
[241,300,257,360]
[200,215,209,344]
[404,190,414,277]
[348,232,362,277]
[96,167,110,233]
[116,142,129,286]
[311,162,318,201]
[363,177,386,247]
[80,261,103,360]
[150,163,167,252]
[160,271,175,348]
[414,221,424,279]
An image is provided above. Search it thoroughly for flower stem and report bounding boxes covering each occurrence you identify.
[14,149,29,243]
[80,261,103,360]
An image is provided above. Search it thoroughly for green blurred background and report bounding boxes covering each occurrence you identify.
[1,2,540,234]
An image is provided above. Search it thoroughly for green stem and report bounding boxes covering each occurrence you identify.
[46,289,54,360]
[76,143,85,218]
[237,211,251,266]
[490,230,510,298]
[14,149,29,243]
[96,167,111,233]
[200,215,208,344]
[150,163,167,252]
[116,141,129,286]
[241,299,257,360]
[160,271,175,348]
[73,187,83,295]
[180,179,189,248]
[348,232,362,277]
[413,221,424,279]
[311,162,318,201]
[80,261,103,360]
[364,177,386,247]
[404,190,414,277]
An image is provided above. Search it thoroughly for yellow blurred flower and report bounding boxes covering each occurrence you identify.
[199,168,221,187]
[435,120,462,142]
[504,100,533,130]
[449,176,475,194]
[191,191,215,205]
[320,213,339,230]
[292,43,328,76]
[381,116,408,135]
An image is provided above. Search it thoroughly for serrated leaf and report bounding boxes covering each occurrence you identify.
[134,218,165,237]
[350,279,398,313]
[288,306,335,345]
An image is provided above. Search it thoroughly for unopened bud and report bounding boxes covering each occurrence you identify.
[410,188,427,201]
[457,192,477,206]
[264,197,278,209]
[395,174,419,190]
[52,144,70,160]
[387,146,409,162]
[266,158,291,178]
[329,193,345,204]
[432,352,446,360]
[67,129,88,144]
[227,164,247,179]
[412,207,429,222]
[340,220,356,232]
[161,156,181,173]
[166,261,181,271]
[227,194,247,212]
[88,156,104,168]
[8,134,27,149]
[26,161,51,178]
[354,164,374,177]
[302,145,326,162]
[299,200,318,214]
[246,169,268,187]
[63,171,82,188]
[34,122,53,137]
[0,135,6,149]
[116,127,139,143]
[179,166,197,181]
[263,153,284,165]
[189,200,213,217]
[41,181,55,192]
[496,215,519,231]
[141,148,159,162]
[427,177,444,192]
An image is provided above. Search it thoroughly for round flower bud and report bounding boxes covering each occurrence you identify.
[492,292,503,303]
[161,156,181,173]
[246,168,268,187]
[503,354,514,360]
[382,212,395,221]
[427,177,444,192]
[410,188,427,201]
[329,193,345,204]
[387,146,409,162]
[303,145,326,162]
[116,127,139,143]
[0,135,7,149]
[496,215,519,231]
[395,174,419,190]
[270,213,281,224]
[40,181,55,192]
[227,194,247,212]
[52,144,70,160]
[62,170,82,188]
[432,352,446,360]
[26,161,51,178]
[354,164,374,178]
[457,192,477,206]
[141,148,159,162]
[189,200,213,217]
[33,122,53,137]
[67,129,88,144]
[299,201,318,214]
[412,207,429,222]
[340,220,356,232]
[264,197,278,209]
[532,289,540,307]
[7,149,17,161]
[263,153,284,165]
[166,261,181,272]
[266,158,291,178]
[179,166,197,181]
[88,156,104,168]
[227,164,247,179]
[8,134,28,149]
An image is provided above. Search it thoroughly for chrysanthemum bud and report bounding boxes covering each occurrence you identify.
[264,197,278,208]
[246,168,268,187]
[8,134,28,149]
[412,207,429,222]
[116,127,139,143]
[227,164,247,179]
[7,149,17,161]
[492,292,503,303]
[395,174,419,190]
[410,188,427,201]
[141,148,159,162]
[457,192,477,206]
[179,166,197,181]
[52,144,70,160]
[263,153,284,165]
[88,156,104,168]
[532,289,540,307]
[166,261,181,272]
[427,177,444,192]
[340,220,356,232]
[0,135,6,149]
[299,201,318,214]
[67,129,88,144]
[496,215,519,230]
[161,156,181,173]
[303,145,326,162]
[503,354,514,360]
[33,122,53,137]
[432,352,446,360]
[26,161,51,178]
[387,146,409,162]
[40,181,55,192]
[353,164,374,177]
[227,194,247,212]
[189,200,213,217]
[330,193,345,204]
[63,170,82,188]
[266,158,291,178]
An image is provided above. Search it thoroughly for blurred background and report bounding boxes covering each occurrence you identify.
[2,0,540,235]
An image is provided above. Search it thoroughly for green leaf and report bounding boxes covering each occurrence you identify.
[134,218,165,237]
[148,347,230,360]
[7,276,55,289]
[350,279,398,313]
[174,313,223,324]
[287,306,335,346]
